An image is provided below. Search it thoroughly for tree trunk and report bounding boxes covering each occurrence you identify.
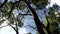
[16,22,19,34]
[16,30,19,34]
[10,24,19,34]
[44,9,51,34]
[24,1,45,34]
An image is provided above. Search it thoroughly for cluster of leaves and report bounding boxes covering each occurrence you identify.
[0,0,54,34]
[32,0,48,9]
[0,1,13,16]
[44,4,60,34]
[0,1,24,28]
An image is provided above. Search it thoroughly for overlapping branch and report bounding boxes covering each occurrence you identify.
[8,0,21,18]
[0,0,8,8]
[23,0,46,34]
[44,9,51,34]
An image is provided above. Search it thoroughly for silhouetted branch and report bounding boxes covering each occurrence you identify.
[19,13,32,16]
[0,0,8,8]
[23,0,45,34]
[16,22,19,34]
[8,0,21,18]
[9,25,16,31]
[44,9,51,34]
[24,25,37,30]
[8,2,16,18]
[0,19,5,23]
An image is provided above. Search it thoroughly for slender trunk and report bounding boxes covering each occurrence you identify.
[16,22,19,34]
[10,24,19,34]
[24,1,45,34]
[44,9,51,34]
[16,30,19,34]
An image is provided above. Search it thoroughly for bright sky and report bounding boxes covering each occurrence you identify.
[50,0,60,6]
[0,0,60,34]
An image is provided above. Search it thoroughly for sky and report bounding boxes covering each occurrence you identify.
[0,0,60,34]
[50,0,60,6]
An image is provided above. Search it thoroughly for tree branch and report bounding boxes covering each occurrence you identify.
[8,0,21,18]
[44,9,51,34]
[0,0,8,8]
[9,25,16,31]
[0,19,5,23]
[19,13,32,16]
[23,0,45,34]
[24,25,37,30]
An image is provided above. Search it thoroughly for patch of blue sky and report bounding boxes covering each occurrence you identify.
[0,0,60,34]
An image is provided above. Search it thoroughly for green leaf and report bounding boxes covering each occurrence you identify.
[7,1,13,9]
[18,22,23,27]
[16,18,23,27]
[48,7,55,16]
[8,17,14,24]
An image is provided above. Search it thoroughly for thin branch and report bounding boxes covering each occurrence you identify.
[0,19,5,23]
[9,25,16,31]
[24,25,37,30]
[44,9,51,34]
[8,2,15,18]
[15,21,19,34]
[44,9,50,28]
[19,13,32,16]
[8,0,21,18]
[0,0,8,8]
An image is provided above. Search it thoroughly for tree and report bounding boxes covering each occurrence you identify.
[0,0,49,34]
[44,4,60,34]
[0,0,24,34]
[0,0,60,34]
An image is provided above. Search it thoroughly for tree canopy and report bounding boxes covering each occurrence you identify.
[0,0,60,34]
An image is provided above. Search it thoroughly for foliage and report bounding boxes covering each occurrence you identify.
[44,4,59,33]
[0,1,24,34]
[32,0,48,9]
[0,0,60,34]
[36,32,40,34]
